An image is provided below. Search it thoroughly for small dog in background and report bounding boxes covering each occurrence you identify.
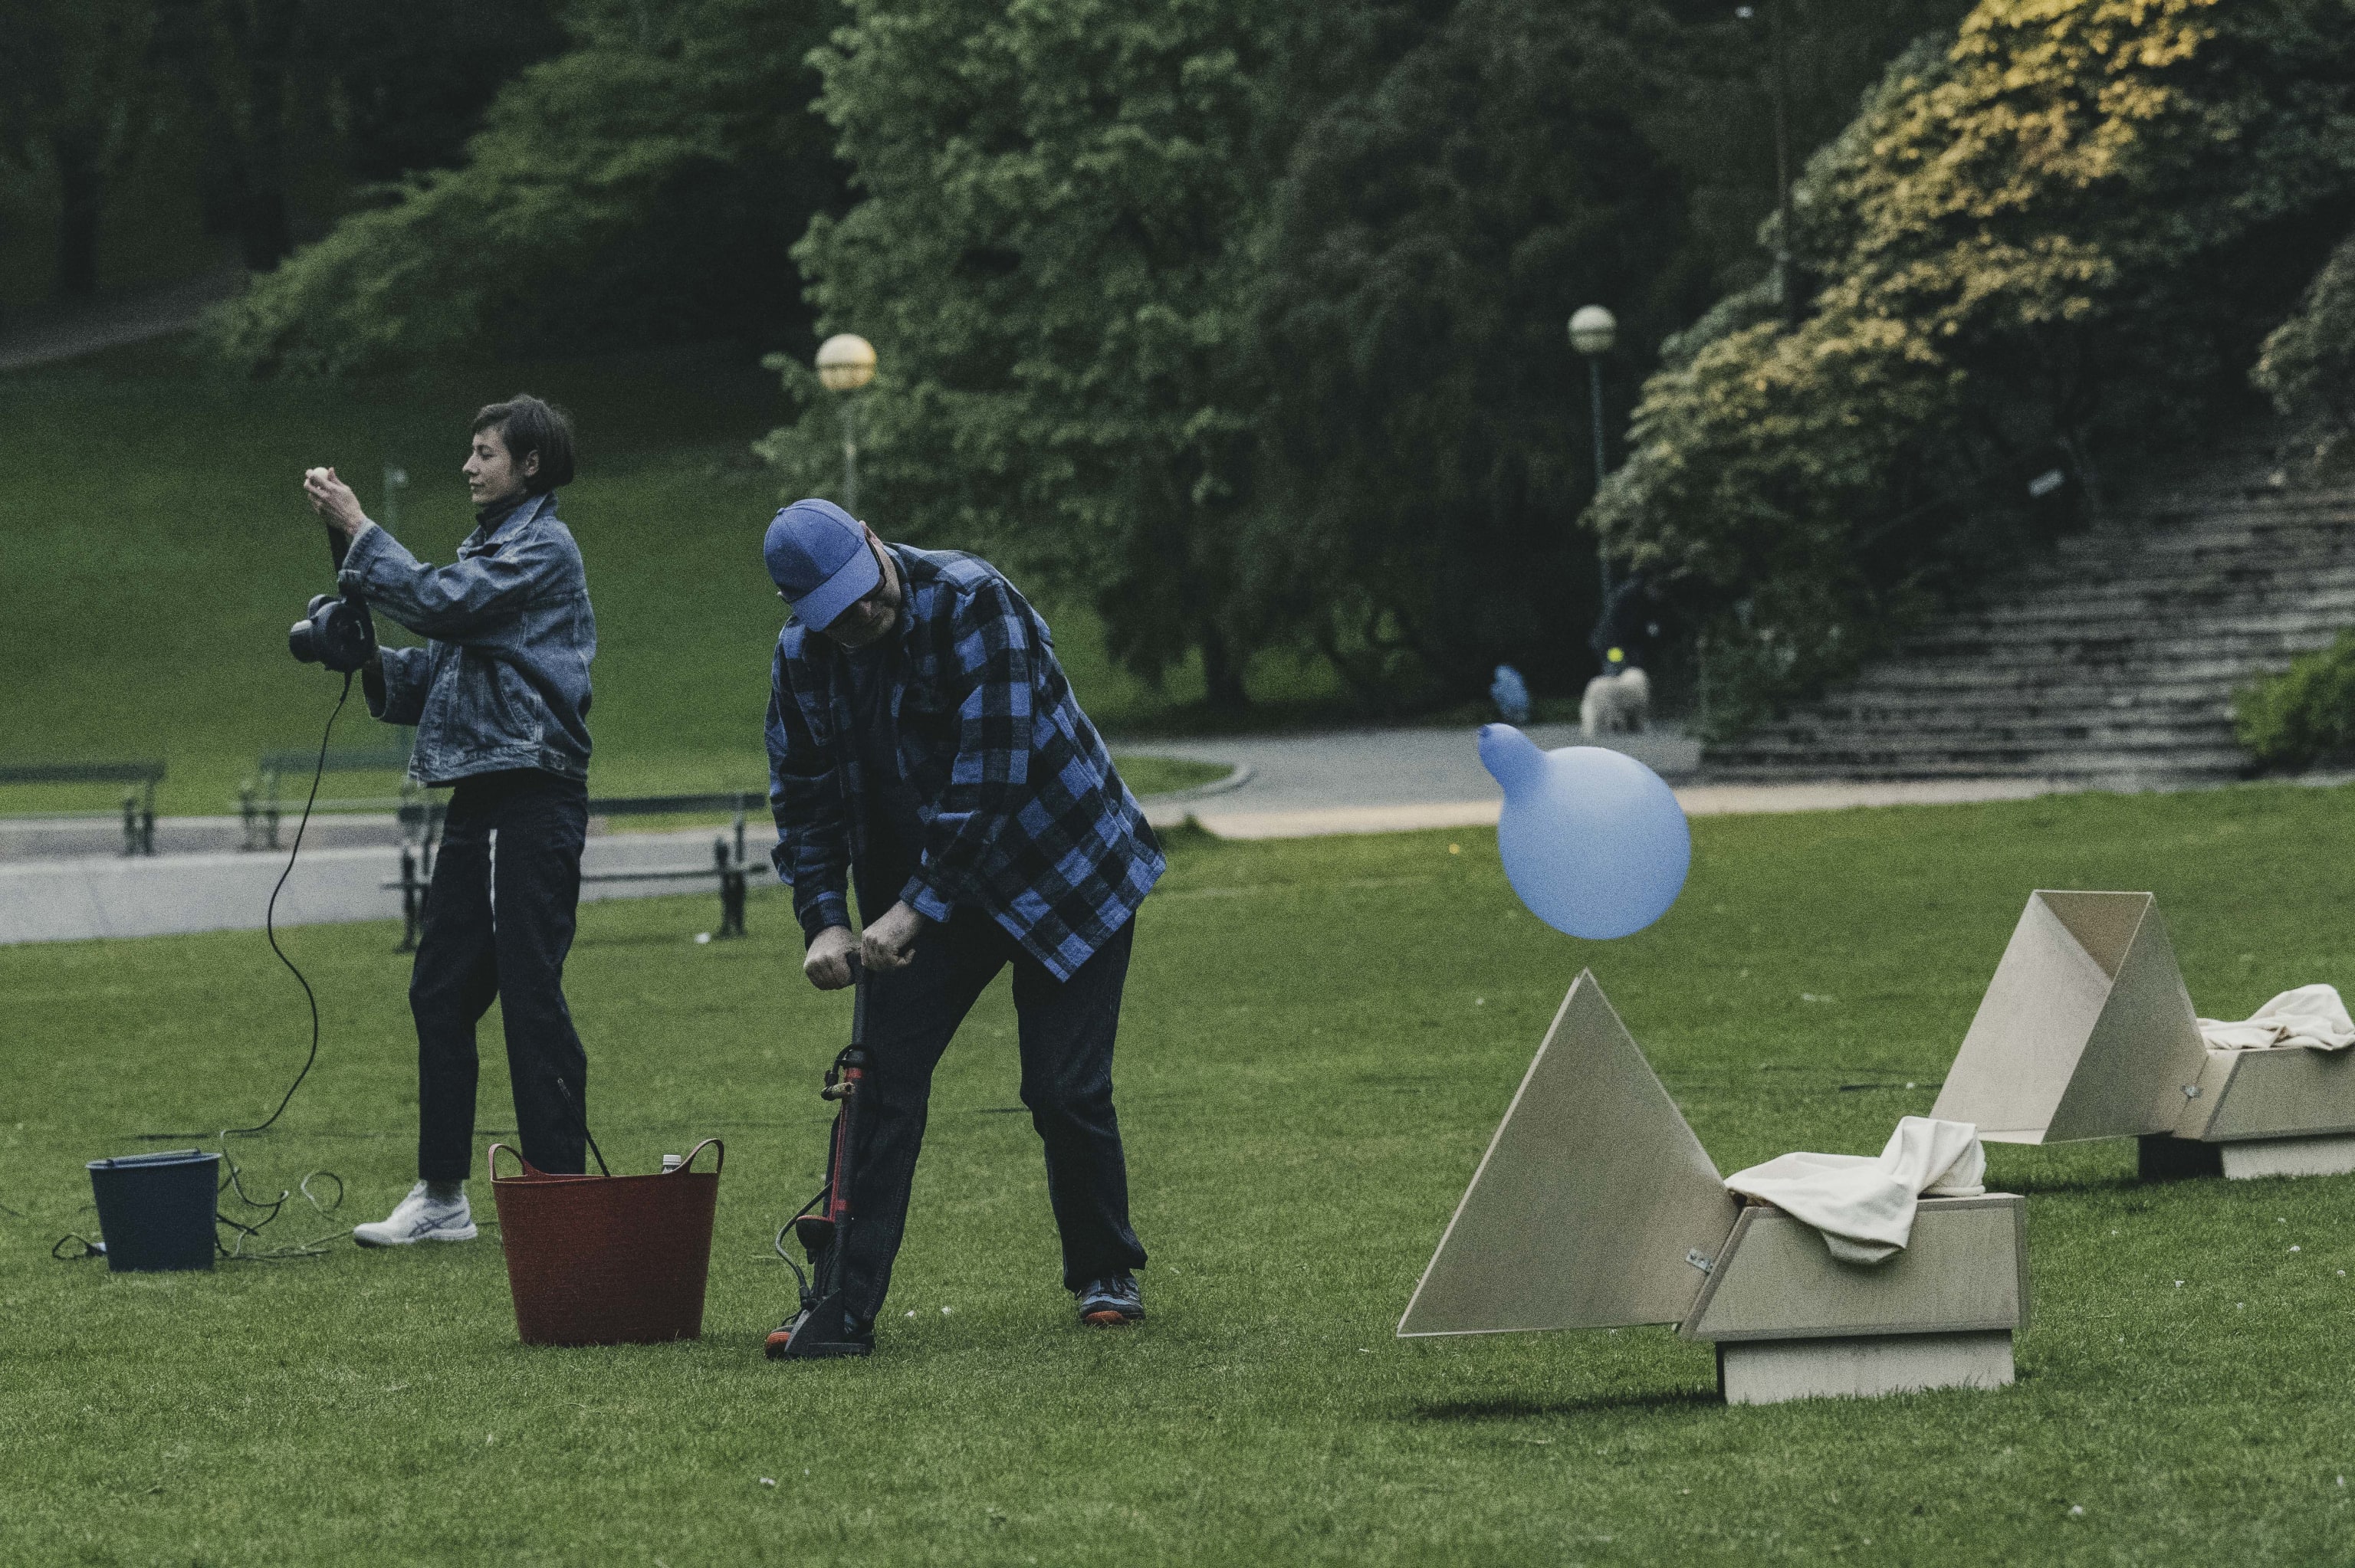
[1581,661,1650,737]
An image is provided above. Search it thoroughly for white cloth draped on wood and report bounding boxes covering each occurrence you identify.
[1723,1116,1985,1266]
[2198,984,2355,1053]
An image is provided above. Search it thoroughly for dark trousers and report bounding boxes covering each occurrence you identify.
[840,907,1147,1320]
[409,769,590,1182]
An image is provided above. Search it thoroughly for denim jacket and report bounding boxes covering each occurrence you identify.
[340,491,596,786]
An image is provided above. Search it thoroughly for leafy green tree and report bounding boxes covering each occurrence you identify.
[763,0,1312,707]
[1593,0,2355,734]
[0,0,164,296]
[1246,1,1706,701]
[312,0,559,185]
[2255,229,2355,458]
[207,0,841,376]
[151,0,327,271]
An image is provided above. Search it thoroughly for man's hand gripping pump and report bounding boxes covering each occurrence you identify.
[767,953,875,1360]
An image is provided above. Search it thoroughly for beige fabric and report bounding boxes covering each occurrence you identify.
[2199,984,2355,1053]
[1723,1117,1985,1265]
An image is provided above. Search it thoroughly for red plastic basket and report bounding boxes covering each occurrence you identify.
[487,1139,723,1347]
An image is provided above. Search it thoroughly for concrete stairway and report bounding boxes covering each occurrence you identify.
[1702,467,2355,785]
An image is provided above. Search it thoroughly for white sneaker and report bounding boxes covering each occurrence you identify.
[353,1182,478,1248]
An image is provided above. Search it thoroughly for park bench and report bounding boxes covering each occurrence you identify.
[0,759,166,855]
[383,789,762,952]
[241,740,415,850]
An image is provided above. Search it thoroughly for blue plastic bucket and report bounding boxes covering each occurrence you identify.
[86,1150,219,1272]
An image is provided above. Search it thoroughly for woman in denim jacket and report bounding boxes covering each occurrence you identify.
[301,395,597,1248]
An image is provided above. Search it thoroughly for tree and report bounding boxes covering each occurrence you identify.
[206,0,842,375]
[312,0,559,185]
[1592,0,2355,734]
[2255,228,2355,458]
[0,0,164,296]
[762,0,1315,708]
[1246,1,1708,703]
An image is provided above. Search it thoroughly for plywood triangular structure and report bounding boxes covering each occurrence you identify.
[1398,970,1738,1337]
[1930,891,2206,1144]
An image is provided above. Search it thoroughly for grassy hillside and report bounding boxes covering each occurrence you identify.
[0,341,1276,815]
[8,786,2355,1562]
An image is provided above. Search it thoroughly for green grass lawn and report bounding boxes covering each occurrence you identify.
[9,785,2355,1564]
[0,340,1292,819]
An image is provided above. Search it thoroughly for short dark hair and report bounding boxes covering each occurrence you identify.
[471,395,576,493]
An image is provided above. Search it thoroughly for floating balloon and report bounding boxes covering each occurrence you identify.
[1479,724,1690,939]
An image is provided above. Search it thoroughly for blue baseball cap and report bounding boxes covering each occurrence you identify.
[764,499,879,628]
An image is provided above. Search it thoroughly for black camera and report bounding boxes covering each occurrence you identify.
[288,520,376,674]
[289,592,377,673]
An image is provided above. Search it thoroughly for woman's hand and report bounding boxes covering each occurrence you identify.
[302,466,373,540]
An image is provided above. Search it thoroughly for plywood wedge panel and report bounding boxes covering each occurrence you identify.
[1678,1196,2028,1343]
[1932,892,2203,1143]
[2187,1047,2355,1143]
[2043,897,2206,1141]
[1398,970,1737,1337]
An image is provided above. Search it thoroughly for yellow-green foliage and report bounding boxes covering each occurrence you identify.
[1595,0,2355,735]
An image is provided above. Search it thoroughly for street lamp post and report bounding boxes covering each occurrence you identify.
[381,462,409,532]
[1568,304,1618,618]
[814,333,877,516]
[1736,1,1798,321]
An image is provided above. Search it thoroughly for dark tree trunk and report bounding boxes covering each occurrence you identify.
[1198,624,1250,711]
[238,185,291,271]
[51,128,104,297]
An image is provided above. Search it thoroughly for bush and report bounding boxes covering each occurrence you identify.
[2254,232,2355,461]
[2237,629,2355,768]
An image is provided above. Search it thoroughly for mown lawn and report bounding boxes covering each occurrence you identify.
[8,784,2355,1564]
[0,341,1299,819]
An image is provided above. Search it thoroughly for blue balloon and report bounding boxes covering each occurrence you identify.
[1479,724,1690,939]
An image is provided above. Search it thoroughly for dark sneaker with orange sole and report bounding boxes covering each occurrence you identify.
[1076,1273,1144,1327]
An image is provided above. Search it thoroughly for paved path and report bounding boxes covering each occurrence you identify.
[0,725,2094,944]
[0,825,747,946]
[0,267,245,372]
[1129,724,2059,838]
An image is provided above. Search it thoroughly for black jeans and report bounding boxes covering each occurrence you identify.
[409,769,590,1182]
[839,907,1147,1320]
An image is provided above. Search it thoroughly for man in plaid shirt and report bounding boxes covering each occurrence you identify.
[760,498,1164,1358]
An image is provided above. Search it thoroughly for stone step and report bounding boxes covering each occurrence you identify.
[1718,723,2241,756]
[1703,758,2248,783]
[1705,438,2355,781]
[1928,572,2355,608]
[1704,742,2252,776]
[1795,702,2238,732]
[1891,630,2342,665]
[1838,669,2261,699]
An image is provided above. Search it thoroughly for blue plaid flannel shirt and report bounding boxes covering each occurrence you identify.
[765,544,1163,980]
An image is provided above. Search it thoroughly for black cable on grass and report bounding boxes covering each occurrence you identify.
[212,1146,347,1260]
[64,677,358,1262]
[140,671,352,1143]
[49,1143,347,1262]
